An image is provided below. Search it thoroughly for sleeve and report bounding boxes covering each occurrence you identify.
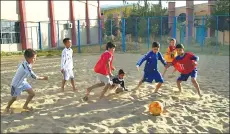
[136,51,150,66]
[61,50,66,70]
[190,55,199,61]
[158,52,167,66]
[27,65,38,79]
[120,80,125,89]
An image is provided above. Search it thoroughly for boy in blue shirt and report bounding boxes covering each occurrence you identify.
[135,42,169,93]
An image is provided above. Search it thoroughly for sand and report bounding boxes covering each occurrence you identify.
[1,53,229,133]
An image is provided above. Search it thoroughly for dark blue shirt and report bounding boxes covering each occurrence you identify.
[136,51,167,72]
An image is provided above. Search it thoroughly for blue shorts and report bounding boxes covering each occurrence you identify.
[142,70,164,83]
[11,82,32,97]
[177,69,198,81]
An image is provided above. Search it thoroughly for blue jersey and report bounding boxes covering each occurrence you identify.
[136,51,167,73]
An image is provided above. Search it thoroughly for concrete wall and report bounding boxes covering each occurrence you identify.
[1,1,99,52]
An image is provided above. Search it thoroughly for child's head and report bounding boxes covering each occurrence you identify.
[152,42,160,53]
[118,69,125,79]
[175,44,185,55]
[24,48,37,64]
[106,42,116,53]
[169,38,176,46]
[63,38,72,48]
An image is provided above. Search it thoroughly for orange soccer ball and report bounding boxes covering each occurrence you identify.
[149,101,164,116]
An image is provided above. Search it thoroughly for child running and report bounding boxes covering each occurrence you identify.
[171,44,202,98]
[135,42,169,93]
[5,49,48,113]
[83,42,116,101]
[61,38,78,92]
[110,69,128,94]
[162,38,177,77]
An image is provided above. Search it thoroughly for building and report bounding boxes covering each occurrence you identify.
[0,0,101,52]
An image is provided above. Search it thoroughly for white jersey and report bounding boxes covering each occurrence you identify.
[61,47,73,70]
[11,61,38,88]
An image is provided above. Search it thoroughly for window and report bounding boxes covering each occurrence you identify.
[0,21,20,44]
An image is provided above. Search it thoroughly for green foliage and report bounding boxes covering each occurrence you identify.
[207,0,230,31]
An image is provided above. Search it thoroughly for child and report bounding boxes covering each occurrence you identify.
[162,38,177,77]
[135,42,169,93]
[171,44,202,98]
[83,42,116,101]
[61,38,78,92]
[5,49,48,112]
[111,69,128,94]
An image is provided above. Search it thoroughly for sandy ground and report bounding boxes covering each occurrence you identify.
[1,53,229,133]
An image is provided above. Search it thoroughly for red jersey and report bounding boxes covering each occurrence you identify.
[94,51,114,75]
[169,45,176,52]
[172,52,197,74]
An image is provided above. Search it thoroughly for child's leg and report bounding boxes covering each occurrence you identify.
[70,78,77,91]
[153,83,163,93]
[5,97,17,112]
[23,89,35,110]
[176,80,182,92]
[99,84,110,99]
[162,68,167,77]
[61,80,66,91]
[191,78,202,97]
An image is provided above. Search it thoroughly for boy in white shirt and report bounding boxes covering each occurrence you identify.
[5,49,48,112]
[61,38,78,92]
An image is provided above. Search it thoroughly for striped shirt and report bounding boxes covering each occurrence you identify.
[61,47,73,70]
[11,61,38,88]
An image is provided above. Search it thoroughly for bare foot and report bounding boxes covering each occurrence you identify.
[61,87,64,92]
[22,106,33,111]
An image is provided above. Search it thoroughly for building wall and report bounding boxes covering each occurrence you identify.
[1,1,99,52]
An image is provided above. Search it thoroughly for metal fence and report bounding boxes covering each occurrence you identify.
[1,15,229,55]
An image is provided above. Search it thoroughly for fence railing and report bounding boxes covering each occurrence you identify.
[0,15,229,55]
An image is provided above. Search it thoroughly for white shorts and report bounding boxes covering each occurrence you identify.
[63,69,74,80]
[97,74,113,85]
[11,82,32,97]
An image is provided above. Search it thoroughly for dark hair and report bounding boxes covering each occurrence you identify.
[63,38,71,44]
[176,44,184,49]
[106,42,116,50]
[152,42,160,48]
[118,69,125,75]
[24,48,37,59]
[170,38,176,42]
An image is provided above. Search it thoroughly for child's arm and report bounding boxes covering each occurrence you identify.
[28,68,48,80]
[158,52,167,67]
[61,50,66,71]
[121,80,125,89]
[136,51,151,67]
[106,60,113,77]
[190,55,199,61]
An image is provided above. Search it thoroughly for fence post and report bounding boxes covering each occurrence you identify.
[160,16,163,49]
[38,22,42,50]
[77,20,81,53]
[57,20,60,49]
[99,19,102,51]
[122,18,126,52]
[147,17,150,50]
[216,15,219,53]
[135,18,138,51]
[110,19,113,38]
[173,16,177,39]
[201,16,205,50]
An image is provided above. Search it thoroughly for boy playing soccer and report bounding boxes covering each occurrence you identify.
[61,38,78,92]
[5,49,48,112]
[171,44,202,98]
[110,69,128,94]
[162,38,177,77]
[83,42,116,101]
[135,42,169,93]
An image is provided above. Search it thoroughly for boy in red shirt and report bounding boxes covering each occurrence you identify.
[172,44,202,98]
[83,42,116,101]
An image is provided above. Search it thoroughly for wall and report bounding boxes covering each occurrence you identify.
[1,1,20,52]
